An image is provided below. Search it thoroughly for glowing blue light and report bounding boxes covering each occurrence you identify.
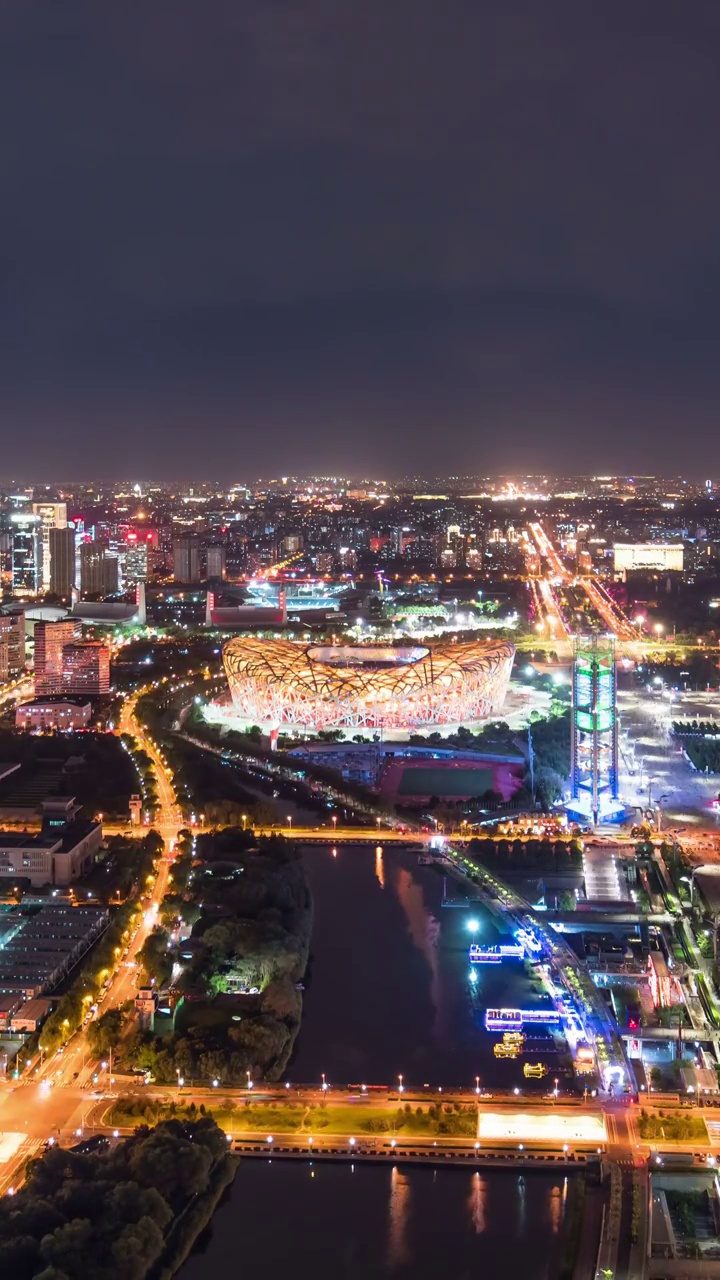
[467,919,480,934]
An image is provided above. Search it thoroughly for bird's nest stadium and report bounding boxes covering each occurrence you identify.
[222,638,515,731]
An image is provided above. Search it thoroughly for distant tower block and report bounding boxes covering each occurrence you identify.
[566,634,625,826]
[129,794,143,825]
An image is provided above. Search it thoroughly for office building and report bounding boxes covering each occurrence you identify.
[79,541,119,595]
[205,543,226,580]
[0,613,26,679]
[32,502,67,591]
[48,527,76,596]
[15,698,92,731]
[173,537,201,582]
[33,620,81,696]
[61,642,110,696]
[11,514,40,598]
[613,543,684,573]
[124,535,149,584]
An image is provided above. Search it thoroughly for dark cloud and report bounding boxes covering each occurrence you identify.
[1,1,720,477]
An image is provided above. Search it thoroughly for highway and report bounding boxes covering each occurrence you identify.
[0,689,184,1193]
[526,520,642,648]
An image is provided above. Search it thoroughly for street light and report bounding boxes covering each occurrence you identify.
[475,1075,480,1095]
[286,816,292,831]
[398,1074,404,1094]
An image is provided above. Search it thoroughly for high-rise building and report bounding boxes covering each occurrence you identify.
[173,537,201,582]
[48,527,76,596]
[11,514,40,598]
[34,620,82,696]
[61,642,110,696]
[32,502,67,591]
[124,536,149,584]
[0,613,26,679]
[79,541,119,596]
[205,544,226,580]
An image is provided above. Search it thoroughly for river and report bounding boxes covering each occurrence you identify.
[290,843,563,1091]
[181,1160,573,1280]
[180,843,576,1278]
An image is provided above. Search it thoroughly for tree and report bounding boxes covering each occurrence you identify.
[39,1218,94,1279]
[128,1127,213,1208]
[105,1182,172,1233]
[137,929,172,986]
[86,1007,125,1058]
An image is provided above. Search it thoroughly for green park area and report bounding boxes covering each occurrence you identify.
[97,827,312,1086]
[107,1096,479,1139]
[637,1110,709,1143]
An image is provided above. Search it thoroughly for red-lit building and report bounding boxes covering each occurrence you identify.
[34,620,82,695]
[60,642,110,697]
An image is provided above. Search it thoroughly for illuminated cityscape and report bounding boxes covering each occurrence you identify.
[5,0,720,1273]
[0,481,719,1270]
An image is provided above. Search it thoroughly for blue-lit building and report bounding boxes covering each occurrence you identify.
[566,634,624,825]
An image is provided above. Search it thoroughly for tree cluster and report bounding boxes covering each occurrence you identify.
[0,1118,229,1280]
[125,830,311,1084]
[75,834,162,906]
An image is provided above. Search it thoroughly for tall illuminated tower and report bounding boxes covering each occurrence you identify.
[567,634,624,825]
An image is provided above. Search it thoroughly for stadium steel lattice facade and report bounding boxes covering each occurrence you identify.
[223,639,515,731]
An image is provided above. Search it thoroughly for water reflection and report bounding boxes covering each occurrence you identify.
[467,1170,487,1234]
[181,1162,571,1280]
[517,1173,527,1235]
[375,845,385,889]
[394,866,442,1024]
[548,1178,567,1234]
[387,1166,411,1267]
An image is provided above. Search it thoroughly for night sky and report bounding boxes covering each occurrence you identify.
[3,2,720,479]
